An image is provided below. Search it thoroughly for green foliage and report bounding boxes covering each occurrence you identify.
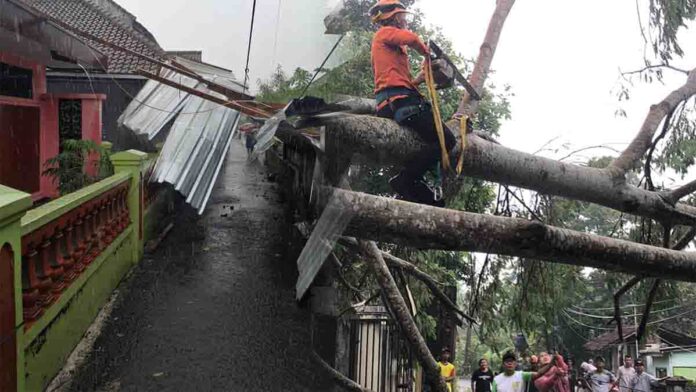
[648,0,696,62]
[257,66,312,103]
[42,139,114,195]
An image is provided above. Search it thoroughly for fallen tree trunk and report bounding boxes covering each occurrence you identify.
[322,188,696,282]
[314,115,696,226]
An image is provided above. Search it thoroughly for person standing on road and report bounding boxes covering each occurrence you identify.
[473,358,495,392]
[493,352,553,392]
[617,355,636,392]
[585,356,617,392]
[245,131,257,158]
[437,347,456,392]
[630,359,665,392]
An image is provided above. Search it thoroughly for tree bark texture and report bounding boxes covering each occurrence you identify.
[315,115,696,226]
[357,240,449,392]
[323,189,696,282]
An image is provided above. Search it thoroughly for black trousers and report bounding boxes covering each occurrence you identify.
[377,94,456,180]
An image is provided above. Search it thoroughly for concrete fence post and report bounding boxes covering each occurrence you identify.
[0,185,32,392]
[110,150,148,263]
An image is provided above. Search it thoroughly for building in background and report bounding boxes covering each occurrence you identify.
[584,326,696,381]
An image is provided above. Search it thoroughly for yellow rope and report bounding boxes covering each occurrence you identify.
[424,57,451,172]
[456,114,468,175]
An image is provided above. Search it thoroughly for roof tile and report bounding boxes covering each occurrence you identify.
[23,0,163,74]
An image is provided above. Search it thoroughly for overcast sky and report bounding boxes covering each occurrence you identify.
[118,0,695,181]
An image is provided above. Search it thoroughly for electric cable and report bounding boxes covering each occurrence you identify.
[571,297,676,312]
[243,0,258,93]
[299,34,345,97]
[561,310,615,331]
[567,302,692,320]
[272,0,283,67]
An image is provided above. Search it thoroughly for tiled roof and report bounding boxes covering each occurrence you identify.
[23,0,163,74]
[584,326,696,352]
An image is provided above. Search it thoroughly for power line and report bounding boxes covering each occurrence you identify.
[561,310,614,331]
[567,302,692,320]
[571,297,677,312]
[243,0,258,93]
[272,0,283,67]
[648,306,696,325]
[299,34,345,97]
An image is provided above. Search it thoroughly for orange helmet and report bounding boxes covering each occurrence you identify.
[369,0,408,24]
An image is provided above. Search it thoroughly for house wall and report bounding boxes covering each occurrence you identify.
[0,105,41,194]
[651,355,670,377]
[46,74,147,149]
[647,352,696,380]
[0,51,49,200]
[671,352,696,381]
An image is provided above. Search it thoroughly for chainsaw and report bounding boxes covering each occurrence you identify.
[428,41,481,101]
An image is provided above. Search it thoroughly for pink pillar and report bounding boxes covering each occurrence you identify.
[81,96,106,177]
[39,97,60,199]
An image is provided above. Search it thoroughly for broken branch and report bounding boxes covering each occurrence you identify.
[610,68,696,176]
[340,237,477,325]
[664,179,696,205]
[358,240,448,392]
[311,351,374,392]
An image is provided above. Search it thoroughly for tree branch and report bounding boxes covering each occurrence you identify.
[610,68,696,176]
[636,278,661,342]
[621,64,690,76]
[321,188,696,282]
[311,351,374,392]
[455,0,515,116]
[611,276,642,344]
[664,179,696,205]
[358,240,448,392]
[339,237,477,325]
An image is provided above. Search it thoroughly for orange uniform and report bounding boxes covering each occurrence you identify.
[371,26,429,94]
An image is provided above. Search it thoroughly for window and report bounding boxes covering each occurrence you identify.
[59,99,82,147]
[0,62,33,99]
[656,368,667,378]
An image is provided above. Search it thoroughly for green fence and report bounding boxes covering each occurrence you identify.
[0,150,149,392]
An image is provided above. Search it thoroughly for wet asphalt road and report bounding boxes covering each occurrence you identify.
[70,140,330,391]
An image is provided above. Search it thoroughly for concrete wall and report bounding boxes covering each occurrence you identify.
[47,74,147,149]
[647,352,696,380]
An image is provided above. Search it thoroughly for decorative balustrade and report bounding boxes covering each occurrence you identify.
[20,180,130,326]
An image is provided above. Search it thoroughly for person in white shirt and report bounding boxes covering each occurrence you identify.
[492,352,554,392]
[617,355,636,392]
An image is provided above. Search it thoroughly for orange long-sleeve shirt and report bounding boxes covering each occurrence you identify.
[371,26,429,94]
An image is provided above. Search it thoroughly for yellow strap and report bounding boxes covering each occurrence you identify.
[424,56,451,172]
[456,114,468,175]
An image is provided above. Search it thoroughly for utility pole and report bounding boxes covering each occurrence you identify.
[634,305,639,357]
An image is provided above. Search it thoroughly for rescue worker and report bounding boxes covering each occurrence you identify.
[369,0,456,207]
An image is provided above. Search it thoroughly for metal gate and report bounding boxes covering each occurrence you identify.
[348,306,414,392]
[0,244,17,391]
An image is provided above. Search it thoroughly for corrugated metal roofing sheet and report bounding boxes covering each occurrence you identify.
[118,59,241,214]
